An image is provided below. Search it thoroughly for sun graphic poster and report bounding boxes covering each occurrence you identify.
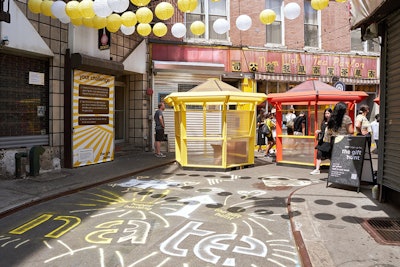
[72,70,114,167]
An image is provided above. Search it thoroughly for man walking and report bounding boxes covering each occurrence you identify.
[154,102,166,157]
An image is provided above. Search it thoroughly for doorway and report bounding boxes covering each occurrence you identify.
[114,85,125,143]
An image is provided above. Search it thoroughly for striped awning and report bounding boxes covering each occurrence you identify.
[255,73,379,85]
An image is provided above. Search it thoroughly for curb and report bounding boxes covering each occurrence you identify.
[287,186,313,267]
[0,160,175,219]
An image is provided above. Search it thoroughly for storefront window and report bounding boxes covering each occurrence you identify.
[0,54,49,147]
[186,0,228,42]
[266,0,283,45]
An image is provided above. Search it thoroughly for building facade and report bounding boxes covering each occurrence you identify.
[0,0,380,178]
[350,0,400,204]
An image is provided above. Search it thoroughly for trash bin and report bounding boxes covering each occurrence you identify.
[15,152,28,179]
[29,146,45,176]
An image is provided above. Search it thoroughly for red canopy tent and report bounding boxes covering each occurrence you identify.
[374,96,380,105]
[266,79,369,166]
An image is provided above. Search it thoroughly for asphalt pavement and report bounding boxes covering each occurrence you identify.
[0,150,399,267]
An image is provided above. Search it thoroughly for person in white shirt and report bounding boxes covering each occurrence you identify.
[370,114,380,152]
[285,108,296,135]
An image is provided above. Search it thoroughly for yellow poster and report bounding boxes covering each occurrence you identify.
[72,70,114,167]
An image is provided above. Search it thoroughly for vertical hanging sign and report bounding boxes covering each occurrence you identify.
[72,70,114,167]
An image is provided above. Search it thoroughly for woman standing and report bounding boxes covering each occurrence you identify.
[310,102,353,175]
[310,108,333,175]
[355,104,372,147]
[256,110,266,152]
[264,112,276,157]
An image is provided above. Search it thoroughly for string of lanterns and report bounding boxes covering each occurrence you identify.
[27,0,347,37]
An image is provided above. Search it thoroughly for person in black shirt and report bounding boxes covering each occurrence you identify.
[293,111,306,136]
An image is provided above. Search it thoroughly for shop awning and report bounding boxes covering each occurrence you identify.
[152,60,225,75]
[255,73,379,85]
[267,78,368,105]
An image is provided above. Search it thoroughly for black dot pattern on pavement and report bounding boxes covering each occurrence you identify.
[227,207,246,213]
[218,192,233,196]
[255,209,274,215]
[181,186,194,189]
[336,202,357,209]
[315,199,334,205]
[206,203,223,209]
[315,213,336,220]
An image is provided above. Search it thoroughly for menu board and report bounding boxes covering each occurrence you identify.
[72,70,114,167]
[327,136,367,191]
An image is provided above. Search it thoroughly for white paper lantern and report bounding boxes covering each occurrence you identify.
[236,15,252,31]
[121,25,135,35]
[51,0,67,19]
[213,18,229,34]
[93,0,112,17]
[59,16,71,24]
[107,0,129,13]
[284,2,301,20]
[171,23,186,38]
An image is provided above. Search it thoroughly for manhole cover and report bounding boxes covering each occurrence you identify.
[360,217,400,245]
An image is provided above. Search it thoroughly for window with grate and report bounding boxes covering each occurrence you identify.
[0,54,49,138]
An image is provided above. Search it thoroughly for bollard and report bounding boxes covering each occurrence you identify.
[29,146,45,176]
[15,152,28,179]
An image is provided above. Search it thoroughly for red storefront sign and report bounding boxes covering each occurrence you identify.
[151,44,378,79]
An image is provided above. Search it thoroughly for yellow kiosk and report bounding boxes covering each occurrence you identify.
[164,78,267,170]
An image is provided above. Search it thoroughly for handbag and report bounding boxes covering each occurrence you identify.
[319,142,332,153]
[261,124,270,135]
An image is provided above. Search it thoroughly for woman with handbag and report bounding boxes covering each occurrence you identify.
[310,108,332,175]
[310,102,354,175]
[256,110,266,152]
[264,112,276,157]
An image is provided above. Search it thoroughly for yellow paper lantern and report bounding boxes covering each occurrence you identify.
[65,0,82,19]
[136,7,153,24]
[121,11,137,27]
[106,24,120,33]
[178,0,197,13]
[28,0,43,14]
[311,0,329,11]
[153,22,168,37]
[92,15,108,29]
[259,9,276,25]
[130,0,151,7]
[107,13,122,30]
[80,0,95,19]
[41,0,53,17]
[155,2,174,20]
[336,0,347,2]
[71,17,83,26]
[82,17,95,28]
[137,23,152,36]
[190,21,205,36]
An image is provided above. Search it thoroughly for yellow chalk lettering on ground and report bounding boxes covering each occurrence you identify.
[45,216,81,238]
[9,214,53,235]
[85,229,119,244]
[85,220,124,244]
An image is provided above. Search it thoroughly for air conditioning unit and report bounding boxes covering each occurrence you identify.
[362,23,378,41]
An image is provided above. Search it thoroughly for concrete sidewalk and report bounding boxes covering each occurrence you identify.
[0,151,175,216]
[0,150,399,267]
